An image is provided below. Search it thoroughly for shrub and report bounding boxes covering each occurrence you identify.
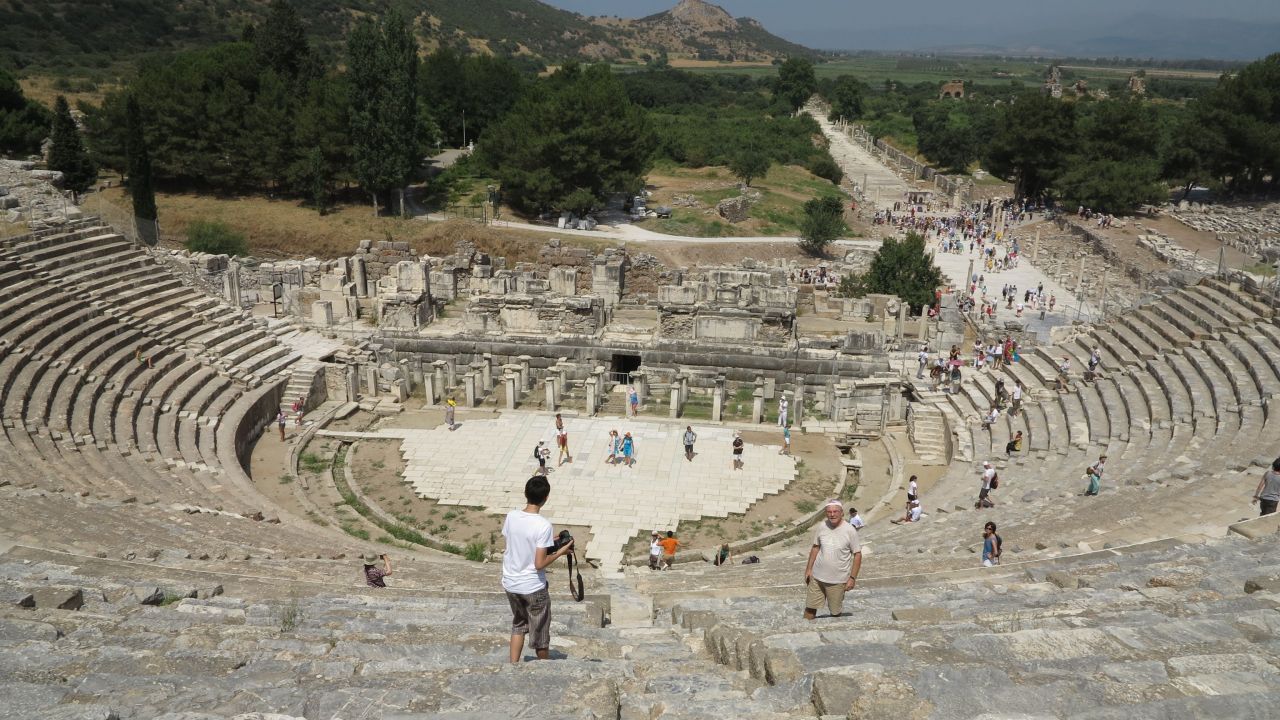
[463,542,487,562]
[798,196,846,256]
[184,220,248,256]
[805,155,844,185]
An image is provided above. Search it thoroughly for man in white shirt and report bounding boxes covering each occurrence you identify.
[916,346,929,379]
[803,499,862,620]
[977,461,997,508]
[502,476,574,663]
[1011,380,1024,417]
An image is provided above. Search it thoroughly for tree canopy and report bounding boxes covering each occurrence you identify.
[0,68,51,157]
[48,96,97,194]
[774,57,817,112]
[983,93,1076,199]
[842,232,943,312]
[798,196,845,256]
[476,63,654,215]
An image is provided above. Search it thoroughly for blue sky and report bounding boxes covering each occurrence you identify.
[545,0,1280,58]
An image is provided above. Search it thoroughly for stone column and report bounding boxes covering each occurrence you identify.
[464,372,478,407]
[412,359,425,392]
[518,355,532,390]
[679,374,690,407]
[432,361,447,397]
[445,358,457,389]
[505,373,518,410]
[422,372,437,406]
[470,361,487,398]
[791,382,804,427]
[585,380,598,417]
[918,312,928,342]
[752,387,765,424]
[896,302,907,341]
[633,370,647,401]
[354,257,369,298]
[669,380,681,419]
[346,364,360,401]
[595,366,606,402]
[364,365,379,398]
[482,353,493,390]
[712,376,725,422]
[223,263,242,308]
[393,379,409,403]
[398,359,413,393]
[545,377,557,410]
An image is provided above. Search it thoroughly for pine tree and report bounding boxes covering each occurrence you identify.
[125,96,158,246]
[252,0,315,82]
[48,95,97,194]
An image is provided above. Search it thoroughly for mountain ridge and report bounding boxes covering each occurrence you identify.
[0,0,816,72]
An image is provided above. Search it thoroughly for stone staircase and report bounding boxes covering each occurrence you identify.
[907,403,947,464]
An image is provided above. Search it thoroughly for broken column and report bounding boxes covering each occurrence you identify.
[669,374,682,419]
[518,355,532,390]
[354,257,369,298]
[422,371,437,406]
[585,379,598,417]
[364,365,379,397]
[752,383,765,424]
[464,372,478,407]
[432,361,447,398]
[345,365,360,401]
[392,379,409,403]
[712,376,725,422]
[791,382,804,427]
[505,372,518,410]
[545,376,558,410]
[481,353,493,391]
[223,262,242,308]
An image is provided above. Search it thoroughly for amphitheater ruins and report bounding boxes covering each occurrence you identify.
[3,118,1280,720]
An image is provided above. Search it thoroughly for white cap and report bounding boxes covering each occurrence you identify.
[983,461,992,467]
[824,498,844,510]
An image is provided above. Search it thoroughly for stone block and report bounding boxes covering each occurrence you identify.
[1045,571,1078,589]
[890,607,950,622]
[1244,576,1280,594]
[22,587,84,611]
[132,586,166,605]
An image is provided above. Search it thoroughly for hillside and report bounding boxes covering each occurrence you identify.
[0,0,815,73]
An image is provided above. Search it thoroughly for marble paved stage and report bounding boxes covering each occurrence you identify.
[321,413,797,571]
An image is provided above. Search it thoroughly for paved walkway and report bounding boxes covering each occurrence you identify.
[321,414,796,571]
[805,107,911,212]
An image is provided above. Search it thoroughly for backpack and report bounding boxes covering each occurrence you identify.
[990,473,999,490]
[741,555,760,565]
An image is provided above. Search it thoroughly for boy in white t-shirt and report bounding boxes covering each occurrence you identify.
[648,532,662,570]
[502,476,574,663]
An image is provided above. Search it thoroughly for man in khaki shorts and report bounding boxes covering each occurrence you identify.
[803,499,862,619]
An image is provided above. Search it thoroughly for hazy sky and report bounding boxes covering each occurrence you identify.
[546,0,1280,57]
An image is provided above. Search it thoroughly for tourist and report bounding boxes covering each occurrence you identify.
[502,475,574,663]
[779,424,792,456]
[916,345,929,379]
[1086,346,1102,382]
[1055,357,1071,393]
[648,532,662,570]
[1252,458,1280,516]
[1084,455,1107,496]
[659,531,679,569]
[803,499,861,620]
[977,461,997,508]
[713,543,732,567]
[276,411,287,441]
[1005,431,1023,455]
[532,441,548,476]
[555,414,572,465]
[732,432,744,470]
[982,522,1002,567]
[621,432,635,467]
[295,410,304,427]
[1049,294,1056,312]
[445,399,457,431]
[847,507,865,529]
[907,474,919,503]
[778,396,789,427]
[606,430,619,465]
[627,385,639,417]
[361,552,392,588]
[893,498,922,524]
[683,425,697,461]
[1010,381,1024,417]
[982,405,1001,432]
[994,377,1008,408]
